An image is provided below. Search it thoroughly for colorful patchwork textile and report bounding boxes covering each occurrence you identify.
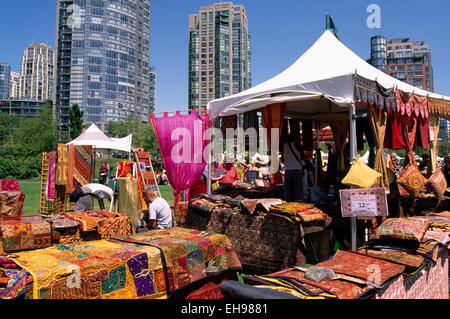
[428,169,447,200]
[56,144,69,185]
[0,216,52,253]
[189,198,222,214]
[0,268,31,299]
[258,268,373,299]
[65,211,135,239]
[240,198,283,215]
[422,231,449,246]
[13,227,241,299]
[316,250,405,285]
[43,214,79,229]
[359,249,425,269]
[174,201,189,225]
[397,164,428,197]
[46,152,57,201]
[372,218,430,242]
[0,191,25,219]
[67,145,93,194]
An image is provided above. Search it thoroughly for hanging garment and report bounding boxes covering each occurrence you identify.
[414,115,429,150]
[384,111,407,150]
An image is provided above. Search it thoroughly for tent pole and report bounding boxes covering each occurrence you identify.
[314,121,319,186]
[349,104,358,251]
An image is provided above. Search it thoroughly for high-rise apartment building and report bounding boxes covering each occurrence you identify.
[149,68,156,113]
[55,0,151,134]
[9,71,20,99]
[188,2,251,110]
[19,43,55,102]
[369,36,434,92]
[0,63,11,100]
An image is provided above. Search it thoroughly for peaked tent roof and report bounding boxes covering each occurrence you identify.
[67,123,131,152]
[112,134,133,153]
[207,30,450,120]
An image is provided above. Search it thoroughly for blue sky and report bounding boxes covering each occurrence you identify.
[1,0,449,112]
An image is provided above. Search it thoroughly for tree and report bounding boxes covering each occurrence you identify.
[69,103,84,140]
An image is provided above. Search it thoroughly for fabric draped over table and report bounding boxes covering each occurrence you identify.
[261,103,286,151]
[150,111,209,208]
[330,120,349,180]
[367,107,390,194]
[428,115,441,175]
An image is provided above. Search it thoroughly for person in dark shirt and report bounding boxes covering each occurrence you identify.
[443,156,450,187]
[418,154,429,175]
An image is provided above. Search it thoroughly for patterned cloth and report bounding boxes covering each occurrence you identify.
[0,191,25,219]
[56,144,69,185]
[428,169,447,200]
[43,214,79,229]
[240,198,284,215]
[359,249,425,269]
[255,267,373,299]
[316,250,405,285]
[46,152,57,201]
[270,202,315,214]
[397,164,428,198]
[372,218,430,242]
[0,268,31,299]
[67,145,93,194]
[0,179,24,217]
[65,211,135,239]
[189,198,222,214]
[353,75,396,112]
[0,216,52,253]
[12,227,241,299]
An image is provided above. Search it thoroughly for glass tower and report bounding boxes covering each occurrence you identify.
[0,62,11,100]
[188,2,251,110]
[370,36,387,73]
[55,0,151,134]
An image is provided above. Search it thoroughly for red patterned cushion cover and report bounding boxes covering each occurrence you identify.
[372,218,430,242]
[428,169,447,200]
[397,164,428,197]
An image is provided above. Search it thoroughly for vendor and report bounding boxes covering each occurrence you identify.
[70,183,114,212]
[217,153,240,187]
[281,129,305,202]
[142,189,173,230]
[99,161,110,185]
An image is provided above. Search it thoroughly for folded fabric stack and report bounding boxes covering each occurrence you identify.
[221,265,375,299]
[363,217,450,275]
[65,211,135,241]
[42,214,81,245]
[11,227,241,299]
[0,191,25,219]
[269,202,331,225]
[0,216,53,253]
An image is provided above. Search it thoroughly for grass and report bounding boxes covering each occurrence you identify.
[18,179,175,215]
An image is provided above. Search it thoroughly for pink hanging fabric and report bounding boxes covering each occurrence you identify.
[150,111,210,208]
[46,152,57,201]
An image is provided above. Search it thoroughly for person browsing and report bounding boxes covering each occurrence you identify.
[142,189,173,230]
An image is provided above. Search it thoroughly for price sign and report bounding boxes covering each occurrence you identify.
[340,188,388,218]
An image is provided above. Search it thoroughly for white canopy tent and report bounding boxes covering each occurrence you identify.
[67,123,132,153]
[206,29,450,250]
[208,30,450,120]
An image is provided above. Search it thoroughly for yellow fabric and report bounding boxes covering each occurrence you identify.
[428,115,440,176]
[116,177,144,230]
[342,158,382,189]
[397,164,428,198]
[368,107,390,194]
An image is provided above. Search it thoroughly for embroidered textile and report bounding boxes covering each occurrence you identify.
[65,211,134,239]
[0,191,25,219]
[397,164,428,197]
[341,158,382,189]
[0,216,52,253]
[67,145,93,194]
[270,202,315,214]
[46,152,57,201]
[0,180,24,217]
[354,75,396,112]
[428,96,450,118]
[359,249,425,269]
[316,250,405,285]
[56,144,68,185]
[0,268,31,299]
[372,218,430,242]
[262,268,373,299]
[428,169,447,200]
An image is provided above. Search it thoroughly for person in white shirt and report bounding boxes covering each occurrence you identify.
[70,183,114,212]
[142,189,173,230]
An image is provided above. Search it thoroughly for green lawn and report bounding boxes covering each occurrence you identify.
[19,179,175,215]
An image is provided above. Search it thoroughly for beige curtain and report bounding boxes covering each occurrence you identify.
[116,177,143,230]
[428,115,441,176]
[368,108,390,194]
